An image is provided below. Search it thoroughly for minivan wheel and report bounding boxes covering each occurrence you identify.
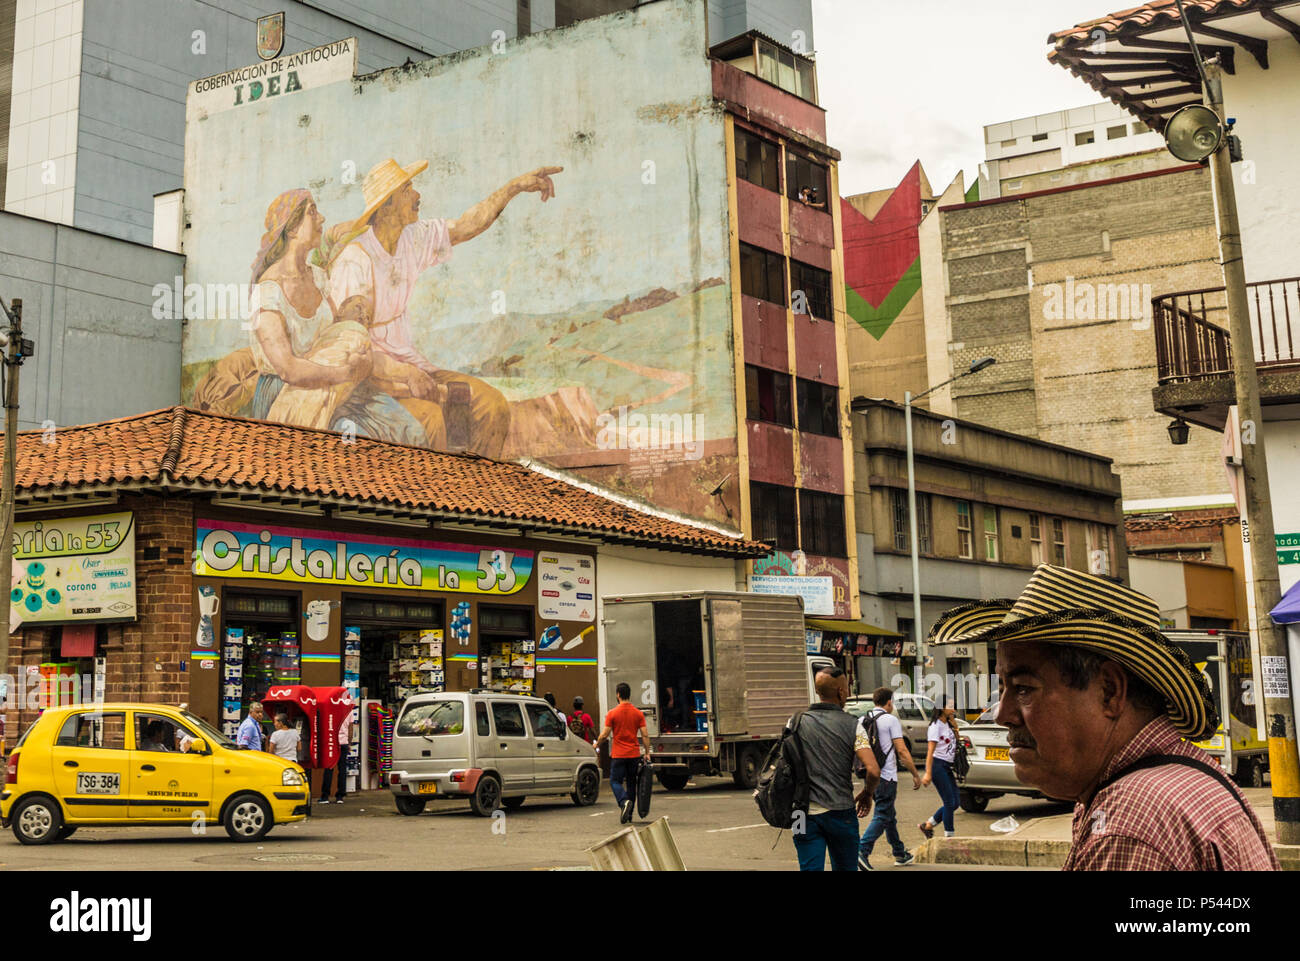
[501,796,526,810]
[224,792,273,841]
[959,789,989,814]
[12,795,62,845]
[395,796,427,816]
[469,775,501,816]
[572,767,600,806]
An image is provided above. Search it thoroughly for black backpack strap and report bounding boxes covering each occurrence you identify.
[1094,753,1250,817]
[869,709,895,760]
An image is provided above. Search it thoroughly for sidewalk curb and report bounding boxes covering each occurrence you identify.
[916,837,1300,870]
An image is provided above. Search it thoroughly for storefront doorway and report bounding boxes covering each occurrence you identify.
[220,591,300,737]
[341,596,445,710]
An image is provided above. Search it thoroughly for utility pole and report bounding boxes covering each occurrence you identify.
[1199,59,1300,845]
[0,298,22,680]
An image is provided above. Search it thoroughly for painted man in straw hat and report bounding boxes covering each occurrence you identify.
[931,565,1277,870]
[327,158,563,457]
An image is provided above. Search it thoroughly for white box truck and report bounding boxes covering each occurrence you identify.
[601,591,833,791]
[1166,629,1269,787]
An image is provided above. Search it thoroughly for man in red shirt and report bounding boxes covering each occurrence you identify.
[569,696,596,742]
[595,682,652,823]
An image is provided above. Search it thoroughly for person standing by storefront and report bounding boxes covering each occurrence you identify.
[568,696,595,742]
[237,702,266,752]
[320,708,351,805]
[594,682,652,824]
[269,713,302,763]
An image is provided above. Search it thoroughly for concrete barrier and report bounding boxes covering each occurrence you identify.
[586,817,686,871]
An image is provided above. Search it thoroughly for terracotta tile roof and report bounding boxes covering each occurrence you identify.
[1126,507,1238,532]
[7,407,767,557]
[1049,1,1259,43]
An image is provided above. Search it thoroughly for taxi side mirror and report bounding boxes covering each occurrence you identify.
[190,738,209,755]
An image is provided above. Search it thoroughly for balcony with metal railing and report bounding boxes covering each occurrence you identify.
[1152,277,1300,431]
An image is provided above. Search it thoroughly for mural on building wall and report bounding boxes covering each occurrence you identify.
[179,0,737,523]
[841,161,927,341]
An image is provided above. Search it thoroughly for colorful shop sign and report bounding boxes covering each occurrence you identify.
[10,512,137,625]
[537,552,595,623]
[194,520,532,594]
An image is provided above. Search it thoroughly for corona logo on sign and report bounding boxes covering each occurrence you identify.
[257,12,285,61]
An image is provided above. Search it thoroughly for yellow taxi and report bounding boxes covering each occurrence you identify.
[0,703,310,845]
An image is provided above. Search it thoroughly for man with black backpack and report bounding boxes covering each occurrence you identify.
[855,687,922,870]
[779,667,881,871]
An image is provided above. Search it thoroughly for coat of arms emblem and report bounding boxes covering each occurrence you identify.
[257,12,285,61]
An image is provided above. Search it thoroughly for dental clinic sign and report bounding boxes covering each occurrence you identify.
[187,38,357,121]
[194,520,533,595]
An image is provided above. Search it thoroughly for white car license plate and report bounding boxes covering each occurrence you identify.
[984,747,1010,762]
[76,772,121,794]
[417,782,437,795]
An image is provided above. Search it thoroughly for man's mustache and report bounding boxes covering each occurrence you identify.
[1007,730,1037,750]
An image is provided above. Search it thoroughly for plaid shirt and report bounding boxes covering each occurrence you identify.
[1063,716,1279,871]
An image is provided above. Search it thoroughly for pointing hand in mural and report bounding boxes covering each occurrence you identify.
[447,165,564,245]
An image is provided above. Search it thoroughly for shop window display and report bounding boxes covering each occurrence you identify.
[220,593,299,738]
[478,605,536,693]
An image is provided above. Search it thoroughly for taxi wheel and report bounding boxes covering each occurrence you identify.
[12,795,63,845]
[56,826,78,840]
[469,774,501,816]
[571,767,600,806]
[224,793,273,842]
[395,796,427,816]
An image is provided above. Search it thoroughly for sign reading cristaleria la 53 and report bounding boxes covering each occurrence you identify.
[194,520,533,594]
[10,512,137,624]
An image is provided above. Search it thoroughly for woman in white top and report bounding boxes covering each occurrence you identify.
[918,697,961,839]
[246,189,425,445]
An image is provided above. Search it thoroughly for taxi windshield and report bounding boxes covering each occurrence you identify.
[182,710,239,749]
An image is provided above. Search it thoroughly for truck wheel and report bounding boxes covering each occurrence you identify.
[656,771,689,791]
[469,774,502,816]
[959,789,989,814]
[571,767,600,806]
[732,746,763,790]
[11,795,63,845]
[394,796,427,816]
[1234,758,1265,789]
[223,793,273,842]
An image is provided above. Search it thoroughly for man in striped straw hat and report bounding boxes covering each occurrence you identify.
[931,565,1277,870]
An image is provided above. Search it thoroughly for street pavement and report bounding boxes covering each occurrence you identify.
[0,774,1066,871]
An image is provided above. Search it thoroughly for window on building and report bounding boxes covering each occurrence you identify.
[1029,513,1043,565]
[790,259,832,320]
[735,127,781,192]
[739,242,786,306]
[891,489,932,554]
[1087,523,1113,576]
[1052,518,1067,566]
[1107,124,1128,140]
[956,501,973,559]
[756,39,816,101]
[1032,132,1049,142]
[796,378,839,437]
[745,364,793,426]
[786,151,829,208]
[983,506,1000,562]
[1132,121,1151,135]
[799,489,847,557]
[1000,138,1017,147]
[751,482,798,551]
[1075,130,1096,146]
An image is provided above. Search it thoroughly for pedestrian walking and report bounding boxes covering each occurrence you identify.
[855,686,922,870]
[320,707,351,804]
[594,682,652,823]
[791,668,880,871]
[930,564,1278,870]
[269,712,301,762]
[568,696,595,742]
[236,701,266,751]
[918,696,960,840]
[544,692,566,725]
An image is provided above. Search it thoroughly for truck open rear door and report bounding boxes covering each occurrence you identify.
[601,599,659,735]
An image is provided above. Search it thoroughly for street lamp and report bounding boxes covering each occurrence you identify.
[1167,418,1190,445]
[905,357,996,676]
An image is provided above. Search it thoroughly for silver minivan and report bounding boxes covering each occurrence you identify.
[387,691,601,816]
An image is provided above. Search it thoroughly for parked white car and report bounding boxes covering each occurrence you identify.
[845,692,969,760]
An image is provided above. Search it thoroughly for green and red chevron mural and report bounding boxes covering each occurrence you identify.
[841,162,924,341]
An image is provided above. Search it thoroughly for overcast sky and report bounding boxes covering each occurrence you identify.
[812,0,1113,196]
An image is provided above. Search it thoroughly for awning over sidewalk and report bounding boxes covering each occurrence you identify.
[805,618,901,637]
[1269,580,1300,624]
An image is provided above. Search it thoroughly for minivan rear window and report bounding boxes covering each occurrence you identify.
[397,701,465,737]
